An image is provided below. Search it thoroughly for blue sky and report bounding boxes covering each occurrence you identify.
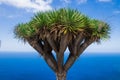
[0,0,120,53]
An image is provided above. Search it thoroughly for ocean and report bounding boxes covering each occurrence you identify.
[0,52,120,80]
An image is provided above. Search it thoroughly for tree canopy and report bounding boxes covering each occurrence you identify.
[14,8,110,42]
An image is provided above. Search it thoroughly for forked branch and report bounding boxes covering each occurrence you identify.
[27,38,57,72]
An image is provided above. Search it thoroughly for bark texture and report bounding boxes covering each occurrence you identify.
[56,71,66,80]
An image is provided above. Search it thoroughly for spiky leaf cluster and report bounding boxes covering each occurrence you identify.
[14,8,110,42]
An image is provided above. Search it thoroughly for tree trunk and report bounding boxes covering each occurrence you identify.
[56,71,66,80]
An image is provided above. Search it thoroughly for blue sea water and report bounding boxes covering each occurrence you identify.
[0,52,120,80]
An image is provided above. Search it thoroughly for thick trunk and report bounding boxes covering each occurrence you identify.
[56,71,66,80]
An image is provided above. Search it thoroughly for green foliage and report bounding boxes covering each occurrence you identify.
[88,19,110,40]
[57,8,88,33]
[14,23,36,40]
[30,12,48,28]
[14,8,110,42]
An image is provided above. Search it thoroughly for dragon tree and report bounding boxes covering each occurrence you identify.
[14,8,110,80]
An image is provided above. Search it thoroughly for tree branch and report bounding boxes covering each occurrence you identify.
[44,52,58,72]
[59,34,69,54]
[46,34,59,53]
[43,40,58,71]
[64,53,77,72]
[64,37,94,72]
[27,39,45,55]
[77,38,94,56]
[27,38,57,72]
[57,34,69,73]
[73,33,84,55]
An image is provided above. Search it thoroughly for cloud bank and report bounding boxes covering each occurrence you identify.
[0,0,112,12]
[77,0,87,4]
[113,10,120,14]
[98,0,112,2]
[61,0,112,4]
[0,0,53,12]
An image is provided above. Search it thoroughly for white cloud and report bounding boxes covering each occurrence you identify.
[0,0,53,12]
[60,0,71,4]
[7,15,21,18]
[64,0,71,3]
[113,10,120,14]
[77,0,87,4]
[98,0,112,2]
[61,0,87,4]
